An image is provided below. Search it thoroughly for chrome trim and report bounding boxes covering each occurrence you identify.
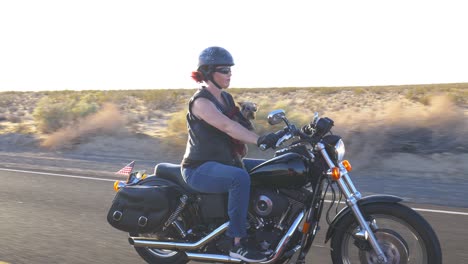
[256,195,273,216]
[317,142,388,263]
[275,205,292,231]
[112,211,122,221]
[285,245,302,264]
[130,212,305,263]
[335,139,345,161]
[354,227,368,240]
[130,222,229,250]
[259,211,305,264]
[163,195,188,230]
[370,219,379,230]
[339,163,361,199]
[186,252,242,263]
[249,212,265,229]
[138,216,148,227]
[172,220,187,238]
[316,142,335,168]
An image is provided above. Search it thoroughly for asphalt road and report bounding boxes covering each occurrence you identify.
[0,168,467,264]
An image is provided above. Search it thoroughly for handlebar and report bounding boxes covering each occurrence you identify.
[259,128,289,151]
[259,126,299,151]
[258,112,333,151]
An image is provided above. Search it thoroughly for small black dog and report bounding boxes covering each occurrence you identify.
[238,101,258,126]
[231,102,258,166]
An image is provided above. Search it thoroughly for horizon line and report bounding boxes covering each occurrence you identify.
[0,82,467,93]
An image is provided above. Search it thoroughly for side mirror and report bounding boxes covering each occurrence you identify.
[267,109,286,125]
[313,112,319,125]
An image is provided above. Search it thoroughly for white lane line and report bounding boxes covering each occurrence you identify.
[0,167,117,182]
[323,199,468,216]
[2,167,468,216]
[411,207,468,216]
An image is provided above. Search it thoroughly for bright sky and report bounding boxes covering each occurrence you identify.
[0,0,467,92]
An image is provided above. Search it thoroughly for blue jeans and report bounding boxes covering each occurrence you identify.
[181,161,255,238]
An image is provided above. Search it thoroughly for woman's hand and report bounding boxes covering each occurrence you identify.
[257,132,281,150]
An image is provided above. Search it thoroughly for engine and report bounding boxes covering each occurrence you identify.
[215,188,310,254]
[245,188,309,252]
[251,189,290,218]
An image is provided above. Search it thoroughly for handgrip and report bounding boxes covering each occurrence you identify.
[301,124,314,135]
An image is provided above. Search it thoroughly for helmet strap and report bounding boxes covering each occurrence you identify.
[210,78,223,90]
[202,65,223,90]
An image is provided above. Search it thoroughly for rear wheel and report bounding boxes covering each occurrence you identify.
[130,233,188,264]
[330,203,442,264]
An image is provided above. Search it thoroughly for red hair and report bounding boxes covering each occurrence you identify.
[191,71,204,83]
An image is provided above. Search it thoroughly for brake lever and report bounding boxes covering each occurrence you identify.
[275,132,293,148]
[260,127,291,151]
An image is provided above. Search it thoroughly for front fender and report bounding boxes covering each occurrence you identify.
[324,195,402,243]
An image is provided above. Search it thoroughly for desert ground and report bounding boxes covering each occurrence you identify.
[0,83,467,191]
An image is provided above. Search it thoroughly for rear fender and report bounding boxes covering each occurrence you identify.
[324,195,402,243]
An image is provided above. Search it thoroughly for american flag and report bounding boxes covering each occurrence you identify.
[115,161,135,176]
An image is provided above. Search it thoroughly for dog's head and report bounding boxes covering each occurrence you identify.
[238,101,258,120]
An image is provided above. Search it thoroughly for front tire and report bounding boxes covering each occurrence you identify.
[330,203,442,264]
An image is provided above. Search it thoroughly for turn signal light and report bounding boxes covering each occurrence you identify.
[302,222,310,234]
[342,160,352,172]
[113,180,125,192]
[331,167,341,181]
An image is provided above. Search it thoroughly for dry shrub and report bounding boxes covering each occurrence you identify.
[33,93,100,133]
[13,123,32,134]
[40,103,127,149]
[0,93,17,108]
[7,114,21,123]
[331,94,467,166]
[135,89,190,111]
[164,109,188,148]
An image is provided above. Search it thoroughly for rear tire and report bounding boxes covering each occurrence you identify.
[330,203,442,264]
[130,233,188,264]
[134,247,188,264]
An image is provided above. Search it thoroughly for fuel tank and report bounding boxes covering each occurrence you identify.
[249,153,308,188]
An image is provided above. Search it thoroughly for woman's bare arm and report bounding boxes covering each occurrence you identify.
[192,98,259,145]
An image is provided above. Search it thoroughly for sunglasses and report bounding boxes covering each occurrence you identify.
[214,67,231,74]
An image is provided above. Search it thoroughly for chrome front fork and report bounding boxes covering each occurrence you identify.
[317,143,388,264]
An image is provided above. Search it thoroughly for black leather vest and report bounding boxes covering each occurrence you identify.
[181,88,238,167]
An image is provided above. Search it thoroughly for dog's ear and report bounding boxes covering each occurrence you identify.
[237,101,245,110]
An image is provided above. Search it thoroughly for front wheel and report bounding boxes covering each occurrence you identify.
[330,203,442,264]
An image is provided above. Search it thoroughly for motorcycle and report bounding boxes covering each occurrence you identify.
[107,109,442,264]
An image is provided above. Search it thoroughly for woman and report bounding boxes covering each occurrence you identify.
[180,46,279,262]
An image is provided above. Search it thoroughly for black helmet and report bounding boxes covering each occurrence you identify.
[198,46,234,68]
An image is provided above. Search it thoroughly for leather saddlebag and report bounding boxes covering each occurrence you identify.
[107,177,182,233]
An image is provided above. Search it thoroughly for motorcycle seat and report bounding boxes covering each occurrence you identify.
[153,159,267,194]
[154,163,198,193]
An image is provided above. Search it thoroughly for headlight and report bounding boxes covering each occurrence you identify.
[335,139,345,161]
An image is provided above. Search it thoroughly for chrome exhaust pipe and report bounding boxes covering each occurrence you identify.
[186,252,242,263]
[129,221,229,250]
[130,212,305,264]
[259,211,304,264]
[185,212,305,264]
